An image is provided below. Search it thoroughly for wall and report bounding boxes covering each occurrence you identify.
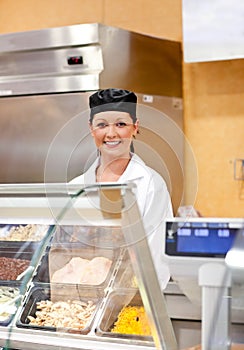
[0,0,243,217]
[183,60,244,217]
[0,0,182,41]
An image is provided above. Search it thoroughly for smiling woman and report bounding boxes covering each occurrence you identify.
[91,110,139,182]
[87,88,139,182]
[70,88,174,290]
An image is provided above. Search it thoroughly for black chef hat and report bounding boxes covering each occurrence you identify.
[89,88,137,123]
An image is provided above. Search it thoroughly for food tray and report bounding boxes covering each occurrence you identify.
[0,249,33,282]
[96,289,153,342]
[33,245,119,290]
[0,223,50,252]
[0,281,21,326]
[0,223,50,243]
[16,285,103,334]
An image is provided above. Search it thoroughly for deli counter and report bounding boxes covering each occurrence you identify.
[0,183,177,350]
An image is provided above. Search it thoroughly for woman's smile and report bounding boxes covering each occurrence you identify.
[104,140,122,147]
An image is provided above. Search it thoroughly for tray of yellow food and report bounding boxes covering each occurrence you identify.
[96,289,153,342]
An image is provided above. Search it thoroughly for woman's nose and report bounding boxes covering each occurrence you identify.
[106,123,117,136]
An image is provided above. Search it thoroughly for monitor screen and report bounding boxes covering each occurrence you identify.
[165,220,242,258]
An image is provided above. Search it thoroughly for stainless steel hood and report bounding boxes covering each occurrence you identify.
[0,23,103,96]
[0,23,185,213]
[0,23,182,97]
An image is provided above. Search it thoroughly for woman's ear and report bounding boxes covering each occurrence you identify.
[133,119,139,136]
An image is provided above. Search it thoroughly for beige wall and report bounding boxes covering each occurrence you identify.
[0,0,182,41]
[0,0,243,218]
[183,60,244,217]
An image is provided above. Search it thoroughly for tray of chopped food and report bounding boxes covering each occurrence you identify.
[95,289,153,342]
[16,284,103,334]
[0,223,50,252]
[0,283,21,326]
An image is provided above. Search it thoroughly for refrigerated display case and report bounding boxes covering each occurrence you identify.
[0,183,177,350]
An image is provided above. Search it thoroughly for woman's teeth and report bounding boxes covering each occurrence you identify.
[104,141,120,145]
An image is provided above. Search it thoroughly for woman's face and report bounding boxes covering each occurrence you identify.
[90,111,139,159]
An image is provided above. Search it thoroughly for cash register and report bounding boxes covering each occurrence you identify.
[163,217,244,350]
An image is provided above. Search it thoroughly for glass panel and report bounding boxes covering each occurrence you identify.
[0,183,176,350]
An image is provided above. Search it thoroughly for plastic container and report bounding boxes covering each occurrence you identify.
[33,245,119,290]
[16,285,103,334]
[52,225,126,250]
[96,289,153,342]
[112,249,138,289]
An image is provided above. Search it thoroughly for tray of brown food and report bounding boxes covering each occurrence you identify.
[33,244,120,292]
[0,248,33,283]
[16,284,103,334]
[95,289,153,343]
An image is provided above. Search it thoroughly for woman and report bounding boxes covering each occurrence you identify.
[70,88,173,289]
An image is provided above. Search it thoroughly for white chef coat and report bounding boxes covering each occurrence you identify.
[70,153,173,289]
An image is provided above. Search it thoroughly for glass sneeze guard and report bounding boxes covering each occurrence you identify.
[0,183,177,350]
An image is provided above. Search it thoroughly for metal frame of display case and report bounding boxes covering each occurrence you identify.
[0,183,177,350]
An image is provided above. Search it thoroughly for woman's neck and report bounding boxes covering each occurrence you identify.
[96,155,131,182]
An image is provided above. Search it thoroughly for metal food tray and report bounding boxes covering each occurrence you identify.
[32,244,121,292]
[0,223,50,253]
[16,244,156,343]
[0,248,33,283]
[95,288,153,343]
[16,284,104,335]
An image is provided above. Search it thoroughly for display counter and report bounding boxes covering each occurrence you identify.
[0,183,177,350]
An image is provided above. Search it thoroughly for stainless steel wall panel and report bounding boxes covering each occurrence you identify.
[0,75,100,96]
[0,92,96,183]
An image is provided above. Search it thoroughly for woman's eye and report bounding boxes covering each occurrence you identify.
[116,122,127,128]
[96,122,107,129]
